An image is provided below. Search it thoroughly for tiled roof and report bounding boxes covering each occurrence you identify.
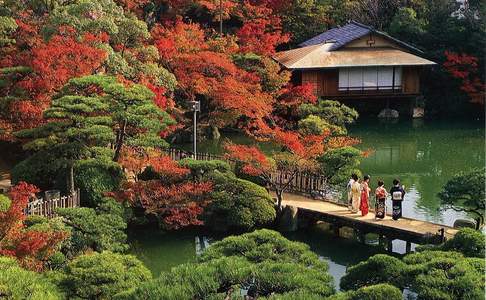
[298,21,423,53]
[298,22,370,49]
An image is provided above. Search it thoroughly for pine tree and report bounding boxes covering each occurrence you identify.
[15,75,174,192]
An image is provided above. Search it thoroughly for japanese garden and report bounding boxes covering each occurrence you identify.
[0,0,484,299]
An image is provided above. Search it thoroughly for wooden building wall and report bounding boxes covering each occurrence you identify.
[301,66,420,98]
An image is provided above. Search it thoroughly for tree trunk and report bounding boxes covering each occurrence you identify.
[113,120,127,162]
[68,162,75,195]
[276,189,283,212]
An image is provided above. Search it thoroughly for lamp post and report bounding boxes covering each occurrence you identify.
[190,101,200,159]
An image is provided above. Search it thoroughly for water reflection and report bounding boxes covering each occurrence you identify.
[350,118,484,225]
[165,119,484,226]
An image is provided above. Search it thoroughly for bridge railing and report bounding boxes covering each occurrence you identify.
[164,148,339,198]
[24,189,80,218]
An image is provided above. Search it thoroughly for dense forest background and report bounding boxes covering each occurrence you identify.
[0,0,484,145]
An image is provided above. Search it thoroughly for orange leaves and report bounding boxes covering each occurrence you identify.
[327,136,361,150]
[152,20,207,61]
[31,27,107,94]
[0,25,107,139]
[224,143,274,176]
[149,155,190,180]
[273,129,326,159]
[237,17,290,56]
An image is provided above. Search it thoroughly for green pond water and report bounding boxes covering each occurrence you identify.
[128,224,388,290]
[129,118,485,287]
[0,119,483,288]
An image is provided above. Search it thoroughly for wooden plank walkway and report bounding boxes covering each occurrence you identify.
[279,192,458,245]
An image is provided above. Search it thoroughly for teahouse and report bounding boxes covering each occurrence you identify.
[273,21,436,116]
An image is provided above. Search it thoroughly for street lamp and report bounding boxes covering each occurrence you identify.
[190,101,200,159]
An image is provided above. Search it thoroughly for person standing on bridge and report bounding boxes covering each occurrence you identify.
[360,175,371,216]
[374,180,387,219]
[347,173,357,210]
[350,174,361,213]
[390,179,406,220]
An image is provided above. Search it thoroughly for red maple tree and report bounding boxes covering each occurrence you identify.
[0,182,68,271]
[113,156,213,230]
[443,51,485,105]
[225,128,326,210]
[0,24,107,140]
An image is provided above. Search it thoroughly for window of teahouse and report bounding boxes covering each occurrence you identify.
[338,67,402,91]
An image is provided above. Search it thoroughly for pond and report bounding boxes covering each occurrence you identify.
[136,117,482,288]
[175,118,485,226]
[129,224,389,290]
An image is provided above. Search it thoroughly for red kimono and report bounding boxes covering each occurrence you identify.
[360,182,369,216]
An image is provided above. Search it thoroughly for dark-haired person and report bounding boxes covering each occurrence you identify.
[360,175,371,216]
[347,173,357,210]
[374,180,387,220]
[389,179,406,220]
[351,174,361,213]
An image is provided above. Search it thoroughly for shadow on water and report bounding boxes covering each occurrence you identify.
[128,224,394,290]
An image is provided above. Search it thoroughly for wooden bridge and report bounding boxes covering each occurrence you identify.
[280,193,458,253]
[167,148,459,252]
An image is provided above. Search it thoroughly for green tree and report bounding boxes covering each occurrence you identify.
[298,100,358,136]
[340,250,485,300]
[403,251,484,300]
[417,228,485,258]
[60,251,152,299]
[389,7,425,42]
[15,75,116,193]
[0,256,62,299]
[317,146,363,185]
[203,172,276,231]
[439,228,485,258]
[438,168,485,228]
[16,75,173,192]
[56,198,128,255]
[328,283,402,300]
[0,16,17,47]
[340,254,406,291]
[120,230,335,299]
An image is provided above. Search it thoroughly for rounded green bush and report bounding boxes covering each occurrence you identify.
[0,256,62,299]
[61,252,152,299]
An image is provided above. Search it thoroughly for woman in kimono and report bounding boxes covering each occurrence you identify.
[360,175,371,216]
[374,180,387,220]
[351,174,361,213]
[389,179,406,220]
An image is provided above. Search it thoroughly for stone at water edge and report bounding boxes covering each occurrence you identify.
[453,219,476,229]
[278,205,299,232]
[378,108,399,119]
[412,107,424,118]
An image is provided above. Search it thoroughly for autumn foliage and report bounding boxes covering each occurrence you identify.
[0,24,107,139]
[443,51,485,105]
[0,182,67,271]
[114,156,213,229]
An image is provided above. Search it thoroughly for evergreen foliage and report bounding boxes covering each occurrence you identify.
[56,198,128,255]
[203,172,276,231]
[0,256,62,299]
[340,249,485,300]
[119,229,334,299]
[60,251,152,299]
[438,168,485,227]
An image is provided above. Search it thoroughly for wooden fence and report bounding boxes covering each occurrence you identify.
[24,189,81,218]
[164,148,339,198]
